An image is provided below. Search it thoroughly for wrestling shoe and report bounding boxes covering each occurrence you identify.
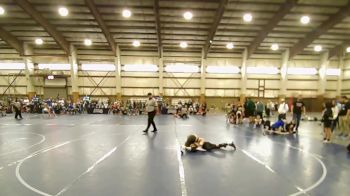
[229,142,236,150]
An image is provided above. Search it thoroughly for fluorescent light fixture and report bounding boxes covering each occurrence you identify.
[122,9,132,18]
[206,66,240,74]
[346,47,350,53]
[247,67,279,74]
[82,64,116,71]
[287,67,317,75]
[58,7,69,16]
[183,11,193,20]
[133,40,140,47]
[123,64,158,72]
[226,43,234,49]
[314,45,322,52]
[180,41,188,48]
[0,6,5,15]
[84,39,92,46]
[300,16,310,24]
[165,64,199,73]
[243,13,253,22]
[326,68,341,76]
[38,64,70,70]
[271,43,279,51]
[35,38,43,45]
[0,63,25,70]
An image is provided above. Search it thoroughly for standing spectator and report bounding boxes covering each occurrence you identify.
[256,100,265,119]
[291,96,306,132]
[265,100,271,117]
[143,93,158,133]
[322,102,334,143]
[13,99,23,119]
[201,102,207,116]
[338,96,350,138]
[331,99,340,133]
[278,98,289,120]
[245,98,256,123]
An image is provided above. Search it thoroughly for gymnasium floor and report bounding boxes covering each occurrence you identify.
[0,113,349,196]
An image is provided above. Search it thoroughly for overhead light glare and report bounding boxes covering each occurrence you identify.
[183,11,193,20]
[300,15,310,24]
[82,64,116,71]
[243,13,253,22]
[165,64,199,73]
[247,67,280,75]
[206,66,240,74]
[35,38,43,45]
[314,45,322,52]
[84,39,92,46]
[0,6,5,15]
[180,41,188,48]
[226,43,234,49]
[133,40,140,47]
[346,46,350,53]
[123,64,158,72]
[271,43,279,51]
[0,63,25,70]
[287,67,317,75]
[58,7,69,16]
[122,9,132,18]
[326,68,341,76]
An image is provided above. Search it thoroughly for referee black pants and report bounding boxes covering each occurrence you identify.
[146,111,157,131]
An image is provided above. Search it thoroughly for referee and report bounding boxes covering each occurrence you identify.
[143,93,158,133]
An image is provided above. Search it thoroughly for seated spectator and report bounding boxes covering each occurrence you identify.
[254,114,263,128]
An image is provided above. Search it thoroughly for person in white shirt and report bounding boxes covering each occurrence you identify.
[143,93,158,133]
[331,99,340,132]
[278,98,289,120]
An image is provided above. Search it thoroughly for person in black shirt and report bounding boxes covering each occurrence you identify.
[338,96,350,138]
[291,97,306,132]
[322,102,334,143]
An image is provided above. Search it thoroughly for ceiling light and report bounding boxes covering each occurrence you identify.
[180,41,188,48]
[314,45,322,52]
[300,16,310,25]
[271,43,279,51]
[287,67,317,75]
[0,6,5,15]
[326,68,341,76]
[247,67,280,75]
[133,40,140,47]
[243,13,253,22]
[183,11,193,20]
[226,43,234,49]
[122,9,132,18]
[165,64,199,73]
[35,38,43,45]
[346,47,350,53]
[84,39,92,46]
[58,7,69,17]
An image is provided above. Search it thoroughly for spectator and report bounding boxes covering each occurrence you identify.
[278,98,289,120]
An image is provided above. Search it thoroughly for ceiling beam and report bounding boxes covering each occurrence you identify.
[247,0,297,58]
[85,0,116,54]
[0,27,24,55]
[203,0,229,59]
[14,0,70,54]
[328,42,350,59]
[289,2,350,59]
[154,0,162,57]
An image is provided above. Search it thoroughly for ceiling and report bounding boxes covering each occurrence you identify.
[0,0,349,62]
